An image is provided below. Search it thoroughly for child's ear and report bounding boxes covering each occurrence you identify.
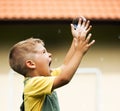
[25,60,36,69]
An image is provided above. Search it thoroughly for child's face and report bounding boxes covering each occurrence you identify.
[32,43,52,76]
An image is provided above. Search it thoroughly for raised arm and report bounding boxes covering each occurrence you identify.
[52,17,95,90]
[63,17,92,65]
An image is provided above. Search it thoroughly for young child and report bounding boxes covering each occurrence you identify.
[9,17,95,111]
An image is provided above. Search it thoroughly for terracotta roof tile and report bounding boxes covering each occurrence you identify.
[0,0,120,20]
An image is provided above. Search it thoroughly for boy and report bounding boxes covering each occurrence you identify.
[9,17,95,111]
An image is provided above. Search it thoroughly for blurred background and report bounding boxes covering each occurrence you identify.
[0,0,120,111]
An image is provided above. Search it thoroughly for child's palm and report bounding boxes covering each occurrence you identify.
[71,17,91,38]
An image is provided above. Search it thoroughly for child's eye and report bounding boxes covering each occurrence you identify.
[42,50,47,54]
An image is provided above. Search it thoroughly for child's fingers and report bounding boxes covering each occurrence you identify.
[85,20,90,29]
[70,24,74,30]
[86,33,92,43]
[85,33,95,47]
[78,17,82,27]
[88,40,95,47]
[78,16,86,27]
[78,17,91,34]
[86,25,92,33]
[70,24,75,35]
[81,17,87,27]
[71,24,79,38]
[80,16,86,22]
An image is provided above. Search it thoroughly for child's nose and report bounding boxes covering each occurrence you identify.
[48,53,52,57]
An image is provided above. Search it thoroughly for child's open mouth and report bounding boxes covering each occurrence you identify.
[49,61,52,67]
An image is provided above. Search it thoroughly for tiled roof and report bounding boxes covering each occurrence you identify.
[0,0,120,20]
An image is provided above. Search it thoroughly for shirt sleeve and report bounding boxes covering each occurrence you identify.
[24,76,55,97]
[51,67,61,76]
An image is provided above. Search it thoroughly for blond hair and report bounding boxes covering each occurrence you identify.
[9,38,44,76]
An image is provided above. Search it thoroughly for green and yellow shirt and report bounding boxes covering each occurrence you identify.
[24,68,61,111]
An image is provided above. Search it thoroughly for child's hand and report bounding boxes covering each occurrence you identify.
[71,17,92,38]
[74,32,95,54]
